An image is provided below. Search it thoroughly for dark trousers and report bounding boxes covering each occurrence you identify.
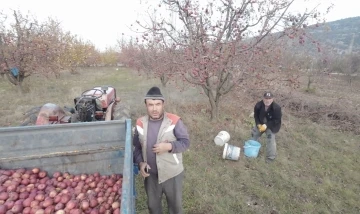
[144,171,184,214]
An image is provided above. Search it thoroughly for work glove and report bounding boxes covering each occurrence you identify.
[257,124,267,132]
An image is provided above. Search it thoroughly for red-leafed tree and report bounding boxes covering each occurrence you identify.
[127,43,181,86]
[119,38,139,68]
[119,38,159,79]
[131,0,329,120]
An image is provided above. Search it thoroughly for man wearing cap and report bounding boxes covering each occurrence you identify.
[133,86,190,214]
[251,92,282,162]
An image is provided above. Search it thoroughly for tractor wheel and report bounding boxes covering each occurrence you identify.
[70,114,79,123]
[113,103,131,120]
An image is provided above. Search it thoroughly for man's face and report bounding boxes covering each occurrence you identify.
[145,99,164,120]
[263,97,274,107]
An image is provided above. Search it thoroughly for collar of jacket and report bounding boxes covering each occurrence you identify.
[136,112,180,130]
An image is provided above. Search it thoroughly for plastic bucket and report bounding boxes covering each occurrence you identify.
[244,140,262,158]
[214,131,230,146]
[222,143,241,161]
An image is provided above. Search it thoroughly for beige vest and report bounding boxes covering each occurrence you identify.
[136,112,184,184]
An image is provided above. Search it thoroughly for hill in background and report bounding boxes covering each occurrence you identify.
[303,16,360,55]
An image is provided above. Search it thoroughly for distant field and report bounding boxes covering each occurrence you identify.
[1,67,359,213]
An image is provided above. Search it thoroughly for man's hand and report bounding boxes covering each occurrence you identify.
[152,141,172,155]
[139,162,150,178]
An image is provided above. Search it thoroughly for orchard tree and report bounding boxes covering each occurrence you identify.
[278,24,332,93]
[0,10,101,90]
[343,33,360,86]
[119,37,139,68]
[0,13,6,78]
[83,44,101,67]
[60,34,100,71]
[0,10,65,92]
[132,44,159,78]
[156,47,182,87]
[133,44,180,86]
[119,36,186,86]
[134,0,329,120]
[119,39,161,79]
[342,53,360,86]
[100,47,120,66]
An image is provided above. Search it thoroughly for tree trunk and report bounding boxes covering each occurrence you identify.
[70,67,78,75]
[17,81,25,94]
[209,99,219,121]
[6,73,19,86]
[347,74,352,86]
[207,89,219,121]
[307,75,312,91]
[160,74,168,87]
[6,72,26,94]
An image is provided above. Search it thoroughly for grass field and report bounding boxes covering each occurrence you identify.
[1,67,359,214]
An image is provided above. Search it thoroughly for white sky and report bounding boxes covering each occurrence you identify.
[1,0,359,51]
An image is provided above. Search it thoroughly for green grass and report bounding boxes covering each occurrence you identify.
[1,67,359,213]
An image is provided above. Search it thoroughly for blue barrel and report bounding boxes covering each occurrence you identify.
[244,140,261,158]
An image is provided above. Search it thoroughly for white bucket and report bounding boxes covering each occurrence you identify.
[222,143,241,161]
[214,131,230,146]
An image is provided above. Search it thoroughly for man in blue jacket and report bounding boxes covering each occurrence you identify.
[251,92,282,162]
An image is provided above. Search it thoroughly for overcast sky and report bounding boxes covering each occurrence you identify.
[2,0,359,51]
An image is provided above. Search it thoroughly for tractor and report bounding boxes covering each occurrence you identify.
[22,86,130,126]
